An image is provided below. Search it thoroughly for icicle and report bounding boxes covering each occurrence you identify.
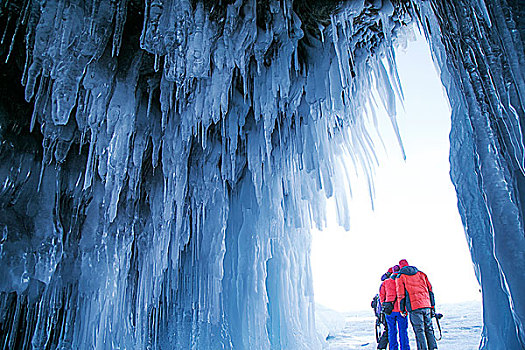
[30,84,43,132]
[112,0,128,57]
[4,5,22,64]
[139,0,149,48]
[154,53,160,72]
[19,0,30,25]
[146,76,159,122]
[386,48,405,103]
[159,71,174,130]
[25,61,42,102]
[30,107,38,133]
[330,15,349,89]
[37,157,46,192]
[318,23,325,43]
[1,11,11,45]
[21,48,31,86]
[89,0,101,35]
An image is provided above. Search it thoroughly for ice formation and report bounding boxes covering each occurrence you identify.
[0,0,523,349]
[420,2,525,348]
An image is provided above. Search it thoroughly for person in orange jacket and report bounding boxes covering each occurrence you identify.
[396,259,438,350]
[381,265,410,350]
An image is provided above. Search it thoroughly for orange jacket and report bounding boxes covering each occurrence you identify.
[385,273,401,312]
[396,266,434,312]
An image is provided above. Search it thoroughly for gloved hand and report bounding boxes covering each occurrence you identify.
[430,308,436,318]
[382,302,394,315]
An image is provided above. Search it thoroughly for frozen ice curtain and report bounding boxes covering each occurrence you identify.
[0,1,523,349]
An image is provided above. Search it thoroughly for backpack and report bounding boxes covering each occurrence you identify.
[371,294,382,318]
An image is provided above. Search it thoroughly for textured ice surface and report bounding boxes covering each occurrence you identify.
[420,1,525,348]
[0,0,523,349]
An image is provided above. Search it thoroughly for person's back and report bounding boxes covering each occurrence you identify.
[396,259,437,350]
[375,271,391,350]
[384,275,401,312]
[396,266,433,312]
[379,269,391,309]
[384,265,409,350]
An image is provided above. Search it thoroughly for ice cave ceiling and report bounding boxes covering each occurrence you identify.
[0,0,524,349]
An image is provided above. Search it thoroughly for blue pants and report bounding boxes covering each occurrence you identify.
[386,312,410,350]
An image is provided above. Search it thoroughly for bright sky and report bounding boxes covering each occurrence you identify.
[311,29,481,312]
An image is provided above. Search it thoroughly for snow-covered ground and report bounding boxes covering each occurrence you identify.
[323,301,482,349]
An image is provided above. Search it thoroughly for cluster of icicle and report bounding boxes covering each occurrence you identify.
[0,0,412,349]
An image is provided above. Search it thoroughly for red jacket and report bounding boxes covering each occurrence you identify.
[379,279,388,304]
[384,273,401,312]
[396,266,434,312]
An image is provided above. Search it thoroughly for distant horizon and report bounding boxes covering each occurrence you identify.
[311,28,481,312]
[316,299,482,314]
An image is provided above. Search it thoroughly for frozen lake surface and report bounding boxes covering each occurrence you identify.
[325,301,482,349]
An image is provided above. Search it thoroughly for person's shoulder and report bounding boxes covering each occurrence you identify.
[414,270,430,282]
[399,266,418,276]
[416,269,428,277]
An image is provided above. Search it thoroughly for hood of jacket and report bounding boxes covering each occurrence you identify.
[399,266,419,276]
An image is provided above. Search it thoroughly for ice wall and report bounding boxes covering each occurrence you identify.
[419,1,525,348]
[0,1,412,349]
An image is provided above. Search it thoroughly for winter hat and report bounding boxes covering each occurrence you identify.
[399,259,409,268]
[392,265,400,272]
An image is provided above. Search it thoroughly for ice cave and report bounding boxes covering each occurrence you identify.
[0,0,523,349]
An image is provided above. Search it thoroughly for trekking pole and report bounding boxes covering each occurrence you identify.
[375,317,381,343]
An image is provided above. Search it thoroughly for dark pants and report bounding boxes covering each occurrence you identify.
[377,315,388,349]
[409,308,438,350]
[386,312,410,350]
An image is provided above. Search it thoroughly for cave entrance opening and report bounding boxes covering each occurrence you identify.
[310,30,481,313]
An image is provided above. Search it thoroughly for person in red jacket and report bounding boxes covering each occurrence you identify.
[374,270,391,350]
[382,265,410,350]
[396,259,438,350]
[379,268,391,311]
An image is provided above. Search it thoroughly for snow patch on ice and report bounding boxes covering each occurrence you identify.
[315,304,347,341]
